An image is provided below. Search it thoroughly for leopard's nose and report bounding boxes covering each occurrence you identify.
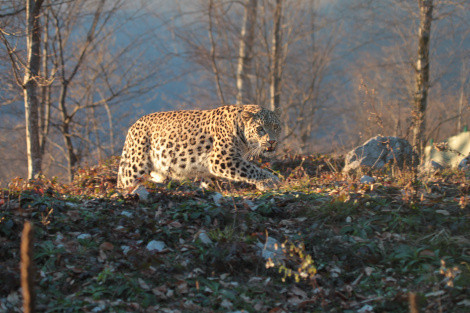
[268,140,276,145]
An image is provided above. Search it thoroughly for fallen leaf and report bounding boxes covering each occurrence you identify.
[457,299,470,307]
[138,278,150,290]
[290,286,308,299]
[425,290,445,298]
[364,267,374,276]
[152,286,167,299]
[357,304,374,313]
[99,242,114,251]
[418,249,435,257]
[176,281,188,294]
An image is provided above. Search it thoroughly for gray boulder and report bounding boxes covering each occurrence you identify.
[458,155,470,171]
[360,175,376,184]
[343,136,415,173]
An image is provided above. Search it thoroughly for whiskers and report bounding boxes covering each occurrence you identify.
[243,144,264,160]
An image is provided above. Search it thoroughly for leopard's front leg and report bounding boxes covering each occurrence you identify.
[208,149,279,190]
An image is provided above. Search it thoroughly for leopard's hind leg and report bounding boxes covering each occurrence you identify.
[117,131,151,190]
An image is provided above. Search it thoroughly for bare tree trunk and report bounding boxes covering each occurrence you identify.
[236,0,257,105]
[39,9,51,158]
[58,83,78,182]
[208,0,226,105]
[412,0,433,162]
[457,62,467,133]
[270,0,282,114]
[104,100,115,154]
[23,0,45,180]
[51,0,105,182]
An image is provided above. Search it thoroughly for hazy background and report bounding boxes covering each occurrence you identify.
[0,0,469,184]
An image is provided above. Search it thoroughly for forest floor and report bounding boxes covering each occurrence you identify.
[0,155,469,313]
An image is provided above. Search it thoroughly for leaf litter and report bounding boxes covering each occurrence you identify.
[0,155,469,312]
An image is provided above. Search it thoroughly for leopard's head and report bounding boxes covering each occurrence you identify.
[241,106,281,158]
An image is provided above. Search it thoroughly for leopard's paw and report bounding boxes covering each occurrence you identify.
[255,176,280,191]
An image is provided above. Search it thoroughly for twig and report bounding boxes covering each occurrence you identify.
[21,221,35,313]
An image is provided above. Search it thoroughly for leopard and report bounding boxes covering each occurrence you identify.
[117,104,282,191]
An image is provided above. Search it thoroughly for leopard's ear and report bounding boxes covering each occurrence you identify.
[241,110,254,121]
[273,106,281,118]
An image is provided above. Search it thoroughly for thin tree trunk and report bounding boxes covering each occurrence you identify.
[23,0,45,180]
[208,0,225,105]
[236,0,257,105]
[104,100,115,154]
[457,62,467,134]
[58,83,78,182]
[412,0,433,163]
[270,0,282,114]
[51,0,105,182]
[39,9,50,157]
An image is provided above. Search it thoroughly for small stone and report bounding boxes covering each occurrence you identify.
[256,236,285,263]
[77,233,92,240]
[360,175,376,184]
[146,240,166,252]
[55,232,64,242]
[121,210,133,217]
[91,303,106,312]
[132,185,150,202]
[197,231,213,245]
[211,193,224,206]
[220,299,233,309]
[357,304,374,313]
[244,199,258,211]
[65,202,80,209]
[121,245,131,255]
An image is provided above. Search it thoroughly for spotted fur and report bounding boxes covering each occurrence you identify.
[117,105,281,191]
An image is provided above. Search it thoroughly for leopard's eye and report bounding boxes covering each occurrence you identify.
[257,126,265,134]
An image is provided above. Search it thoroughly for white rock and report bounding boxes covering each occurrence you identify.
[121,210,133,218]
[91,303,106,313]
[197,231,213,245]
[357,304,374,313]
[220,299,233,309]
[146,240,166,252]
[424,132,470,168]
[55,232,64,242]
[211,193,224,206]
[360,175,376,184]
[77,233,92,240]
[65,202,80,209]
[132,185,150,202]
[420,160,445,173]
[121,245,131,255]
[244,199,258,211]
[256,237,285,263]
